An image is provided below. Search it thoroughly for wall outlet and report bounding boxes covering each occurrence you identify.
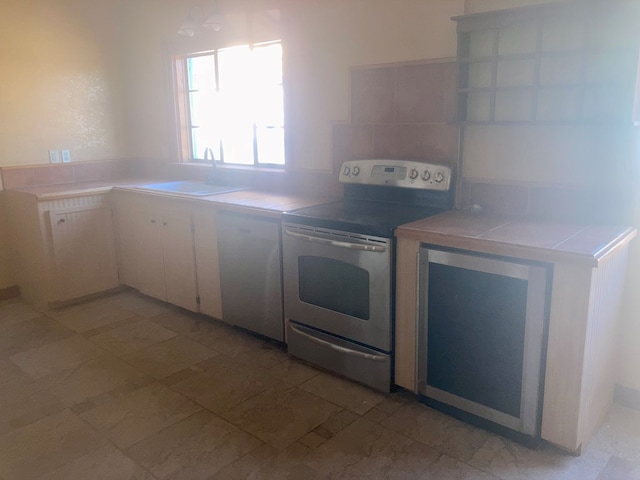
[48,150,60,164]
[61,150,71,163]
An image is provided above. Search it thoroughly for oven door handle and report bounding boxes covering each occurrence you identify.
[284,229,386,253]
[289,324,387,362]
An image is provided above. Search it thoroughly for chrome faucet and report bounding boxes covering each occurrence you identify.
[204,147,218,185]
[204,147,216,169]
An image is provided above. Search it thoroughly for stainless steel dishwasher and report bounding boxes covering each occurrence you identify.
[217,211,284,342]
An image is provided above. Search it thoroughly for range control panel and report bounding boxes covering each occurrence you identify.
[339,159,451,191]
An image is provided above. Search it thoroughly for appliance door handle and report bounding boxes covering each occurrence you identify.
[284,229,386,253]
[289,324,387,362]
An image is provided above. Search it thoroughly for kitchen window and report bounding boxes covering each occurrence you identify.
[173,40,285,167]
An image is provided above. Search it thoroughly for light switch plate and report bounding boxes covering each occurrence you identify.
[61,150,71,163]
[48,150,60,164]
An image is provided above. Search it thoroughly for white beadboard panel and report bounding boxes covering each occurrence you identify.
[541,263,591,452]
[579,245,630,445]
[37,193,110,215]
[542,242,631,453]
[48,204,119,300]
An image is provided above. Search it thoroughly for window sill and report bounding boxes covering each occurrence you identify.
[172,162,288,174]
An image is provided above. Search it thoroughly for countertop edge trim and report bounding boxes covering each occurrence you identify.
[395,227,637,267]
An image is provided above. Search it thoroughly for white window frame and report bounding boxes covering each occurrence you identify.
[172,40,285,168]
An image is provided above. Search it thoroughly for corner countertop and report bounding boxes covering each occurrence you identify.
[396,210,637,266]
[3,179,147,198]
[3,179,333,217]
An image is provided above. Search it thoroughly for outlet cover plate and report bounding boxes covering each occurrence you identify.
[48,150,60,164]
[61,150,71,163]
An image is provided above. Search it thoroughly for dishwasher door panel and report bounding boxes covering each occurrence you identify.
[418,247,550,437]
[217,212,284,342]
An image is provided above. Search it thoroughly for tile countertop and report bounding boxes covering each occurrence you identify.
[4,179,334,217]
[396,210,637,267]
[200,189,334,217]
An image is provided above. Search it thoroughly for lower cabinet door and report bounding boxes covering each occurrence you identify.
[160,213,199,312]
[49,205,119,301]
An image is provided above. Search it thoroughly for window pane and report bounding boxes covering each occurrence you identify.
[217,45,253,164]
[254,86,284,127]
[187,54,221,160]
[221,124,254,165]
[182,41,284,166]
[187,55,215,91]
[256,126,285,165]
[192,128,222,161]
[253,43,284,165]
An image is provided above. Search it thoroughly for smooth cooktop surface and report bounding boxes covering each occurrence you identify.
[283,199,448,238]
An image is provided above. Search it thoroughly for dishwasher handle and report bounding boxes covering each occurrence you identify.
[284,229,386,253]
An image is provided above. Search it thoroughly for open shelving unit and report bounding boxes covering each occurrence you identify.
[453,1,638,125]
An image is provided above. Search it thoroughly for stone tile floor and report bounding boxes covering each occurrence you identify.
[0,290,639,480]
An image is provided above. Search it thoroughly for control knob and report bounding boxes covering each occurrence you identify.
[434,170,446,183]
[352,166,360,176]
[409,168,419,180]
[422,170,431,181]
[342,166,351,176]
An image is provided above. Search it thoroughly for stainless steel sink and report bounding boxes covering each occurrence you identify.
[134,181,244,196]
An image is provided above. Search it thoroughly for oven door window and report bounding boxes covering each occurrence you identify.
[298,256,369,320]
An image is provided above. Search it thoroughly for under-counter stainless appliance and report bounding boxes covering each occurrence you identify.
[418,247,550,440]
[217,211,284,342]
[282,159,453,392]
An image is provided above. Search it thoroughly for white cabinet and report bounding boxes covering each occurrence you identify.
[118,209,166,300]
[161,212,198,311]
[192,208,223,319]
[4,192,119,308]
[113,193,199,312]
[48,205,119,301]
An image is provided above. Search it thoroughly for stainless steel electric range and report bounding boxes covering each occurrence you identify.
[281,159,454,392]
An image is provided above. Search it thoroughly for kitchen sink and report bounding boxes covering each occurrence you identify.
[134,181,244,196]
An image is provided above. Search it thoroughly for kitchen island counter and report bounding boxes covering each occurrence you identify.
[394,209,636,454]
[396,210,636,267]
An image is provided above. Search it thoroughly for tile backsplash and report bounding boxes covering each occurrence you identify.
[333,59,459,178]
[460,181,636,225]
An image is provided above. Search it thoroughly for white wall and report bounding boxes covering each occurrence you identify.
[119,0,465,171]
[0,0,128,167]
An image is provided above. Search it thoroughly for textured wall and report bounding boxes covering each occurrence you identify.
[0,0,127,166]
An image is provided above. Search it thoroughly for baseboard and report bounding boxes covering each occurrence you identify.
[47,286,126,310]
[614,384,640,411]
[0,285,20,301]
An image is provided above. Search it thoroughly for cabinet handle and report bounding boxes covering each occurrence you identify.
[151,219,156,224]
[57,218,66,224]
[163,222,167,226]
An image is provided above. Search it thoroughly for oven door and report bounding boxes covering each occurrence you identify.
[282,223,392,352]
